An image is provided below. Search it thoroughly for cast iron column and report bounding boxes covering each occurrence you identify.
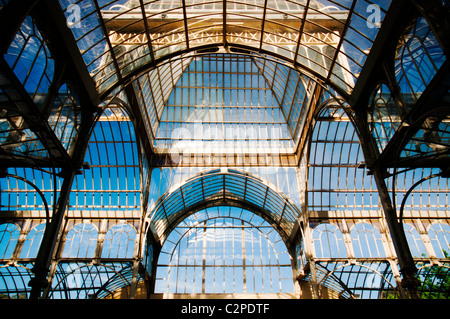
[371,166,420,298]
[28,168,76,299]
[354,108,421,298]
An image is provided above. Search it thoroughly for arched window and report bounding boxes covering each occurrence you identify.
[62,223,98,258]
[312,223,347,258]
[4,16,54,108]
[0,223,20,259]
[19,223,46,259]
[428,223,450,258]
[101,223,136,259]
[395,16,445,104]
[351,223,385,258]
[402,223,428,258]
[155,206,294,295]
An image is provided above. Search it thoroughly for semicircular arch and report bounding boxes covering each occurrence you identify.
[146,168,302,247]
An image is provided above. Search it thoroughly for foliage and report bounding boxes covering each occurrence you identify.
[417,250,450,299]
[382,249,450,299]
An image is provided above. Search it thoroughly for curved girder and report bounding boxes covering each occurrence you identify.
[146,168,302,246]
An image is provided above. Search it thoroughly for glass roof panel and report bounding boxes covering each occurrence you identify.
[58,0,392,95]
[152,54,298,154]
[4,16,54,109]
[69,105,141,212]
[0,111,48,159]
[48,84,81,154]
[308,104,378,213]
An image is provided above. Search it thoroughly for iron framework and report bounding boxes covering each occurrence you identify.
[0,0,449,300]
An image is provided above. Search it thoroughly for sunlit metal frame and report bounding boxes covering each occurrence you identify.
[0,0,449,300]
[155,206,295,296]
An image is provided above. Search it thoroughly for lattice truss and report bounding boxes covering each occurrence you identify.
[0,0,449,300]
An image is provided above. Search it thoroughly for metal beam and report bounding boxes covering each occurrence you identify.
[348,0,411,108]
[28,168,76,299]
[36,0,100,107]
[159,197,294,251]
[123,84,155,164]
[374,59,450,169]
[411,0,450,57]
[0,0,39,55]
[371,166,420,299]
[354,99,421,298]
[0,58,72,167]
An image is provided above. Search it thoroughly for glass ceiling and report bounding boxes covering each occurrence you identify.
[54,0,393,157]
[1,0,449,301]
[135,53,316,154]
[58,0,391,96]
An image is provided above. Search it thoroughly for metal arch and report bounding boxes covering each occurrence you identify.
[156,205,295,295]
[146,168,303,247]
[158,198,292,249]
[99,45,351,103]
[94,43,352,102]
[48,262,131,299]
[3,173,51,224]
[411,0,450,57]
[90,262,137,299]
[162,209,288,267]
[314,262,357,299]
[415,261,450,299]
[317,261,397,298]
[399,172,444,225]
[416,261,450,271]
[0,264,34,299]
[149,168,300,214]
[88,95,132,137]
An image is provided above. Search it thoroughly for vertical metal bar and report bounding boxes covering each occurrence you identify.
[371,167,420,299]
[202,220,207,293]
[241,219,247,293]
[326,0,356,82]
[176,232,181,293]
[212,218,217,293]
[29,168,76,299]
[222,0,227,48]
[259,0,269,51]
[181,0,190,51]
[258,227,263,292]
[293,0,310,64]
[222,220,226,293]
